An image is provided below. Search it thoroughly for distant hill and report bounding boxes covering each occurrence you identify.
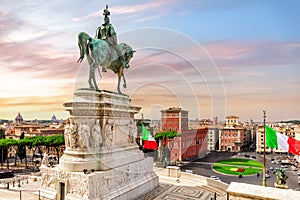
[278,120,300,124]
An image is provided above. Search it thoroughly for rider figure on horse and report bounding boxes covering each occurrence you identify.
[95,5,126,72]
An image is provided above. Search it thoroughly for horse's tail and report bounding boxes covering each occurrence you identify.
[77,32,91,63]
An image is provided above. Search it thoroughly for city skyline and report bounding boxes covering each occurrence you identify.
[0,0,299,121]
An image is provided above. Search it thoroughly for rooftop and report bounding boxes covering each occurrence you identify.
[161,107,188,113]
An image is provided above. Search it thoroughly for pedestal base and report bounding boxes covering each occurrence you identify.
[40,157,159,200]
[274,183,288,189]
[41,89,159,199]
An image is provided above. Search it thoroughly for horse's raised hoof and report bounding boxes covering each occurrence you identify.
[123,83,127,88]
[77,57,83,63]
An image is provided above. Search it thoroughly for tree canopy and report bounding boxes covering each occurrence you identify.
[0,135,64,148]
[154,130,180,140]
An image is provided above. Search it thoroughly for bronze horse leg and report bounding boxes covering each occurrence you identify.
[89,62,100,90]
[120,66,127,89]
[117,63,127,94]
[117,65,122,93]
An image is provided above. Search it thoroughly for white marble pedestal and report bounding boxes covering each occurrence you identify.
[40,89,158,200]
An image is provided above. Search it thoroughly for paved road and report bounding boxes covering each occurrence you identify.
[180,151,300,190]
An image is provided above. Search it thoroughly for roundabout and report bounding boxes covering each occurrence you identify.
[212,158,263,176]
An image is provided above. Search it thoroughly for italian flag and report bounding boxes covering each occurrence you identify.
[266,125,300,155]
[142,124,158,150]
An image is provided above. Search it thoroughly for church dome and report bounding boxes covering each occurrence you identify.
[15,113,24,124]
[51,114,57,122]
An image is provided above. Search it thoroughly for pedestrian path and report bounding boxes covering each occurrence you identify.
[0,168,228,200]
[140,183,215,200]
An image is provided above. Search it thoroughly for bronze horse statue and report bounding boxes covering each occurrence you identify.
[77,32,135,93]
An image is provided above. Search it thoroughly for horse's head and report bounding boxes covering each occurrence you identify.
[118,43,135,69]
[124,50,135,68]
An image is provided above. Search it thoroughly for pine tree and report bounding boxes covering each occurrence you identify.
[17,132,26,162]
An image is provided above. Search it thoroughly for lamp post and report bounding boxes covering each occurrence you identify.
[262,110,267,186]
[1,147,3,169]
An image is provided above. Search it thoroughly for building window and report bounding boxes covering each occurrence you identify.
[174,142,178,149]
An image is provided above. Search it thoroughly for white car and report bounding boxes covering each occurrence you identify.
[210,176,221,182]
[185,170,193,174]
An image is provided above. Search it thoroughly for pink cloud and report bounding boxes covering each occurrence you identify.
[72,0,179,22]
[0,40,79,79]
[203,40,300,69]
[112,0,175,15]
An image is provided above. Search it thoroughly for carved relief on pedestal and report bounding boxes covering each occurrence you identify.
[128,119,137,143]
[58,171,69,182]
[90,119,103,148]
[41,169,57,189]
[68,119,79,149]
[89,174,108,198]
[69,174,89,198]
[64,118,70,147]
[103,120,114,148]
[78,120,90,148]
[65,118,106,150]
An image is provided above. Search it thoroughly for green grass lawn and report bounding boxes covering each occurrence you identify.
[212,158,263,175]
[216,158,263,167]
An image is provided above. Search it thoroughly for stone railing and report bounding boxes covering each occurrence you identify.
[205,178,228,196]
[154,167,228,194]
[0,175,30,189]
[227,182,300,200]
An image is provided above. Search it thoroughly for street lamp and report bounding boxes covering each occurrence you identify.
[262,110,267,187]
[1,147,3,169]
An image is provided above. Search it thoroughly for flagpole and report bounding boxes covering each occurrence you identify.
[262,110,267,186]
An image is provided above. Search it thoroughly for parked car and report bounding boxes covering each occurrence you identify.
[209,176,221,182]
[185,170,193,174]
[266,174,270,178]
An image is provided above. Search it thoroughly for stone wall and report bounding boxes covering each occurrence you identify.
[227,182,300,200]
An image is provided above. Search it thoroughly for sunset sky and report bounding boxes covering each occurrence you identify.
[0,0,299,122]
